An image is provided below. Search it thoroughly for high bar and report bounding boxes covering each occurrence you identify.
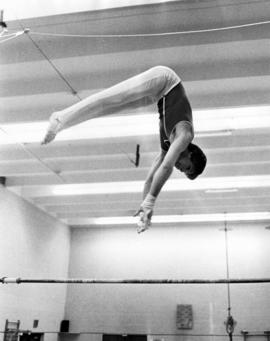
[1,277,270,284]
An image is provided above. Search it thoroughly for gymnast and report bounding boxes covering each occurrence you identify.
[42,66,207,233]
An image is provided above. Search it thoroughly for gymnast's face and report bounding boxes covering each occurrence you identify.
[175,151,194,177]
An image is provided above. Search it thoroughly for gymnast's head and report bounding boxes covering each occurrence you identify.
[175,143,207,180]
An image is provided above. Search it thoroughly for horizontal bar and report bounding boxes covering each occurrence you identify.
[0,331,250,337]
[1,277,270,284]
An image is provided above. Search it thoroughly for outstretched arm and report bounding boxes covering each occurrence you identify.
[148,122,193,197]
[136,122,193,233]
[142,149,166,199]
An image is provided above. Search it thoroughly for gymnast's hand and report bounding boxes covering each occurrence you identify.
[134,207,153,233]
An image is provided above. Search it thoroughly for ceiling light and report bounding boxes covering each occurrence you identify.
[196,130,232,138]
[205,189,238,194]
[11,175,269,197]
[67,211,270,226]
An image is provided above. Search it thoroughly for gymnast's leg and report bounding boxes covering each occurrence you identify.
[42,66,168,144]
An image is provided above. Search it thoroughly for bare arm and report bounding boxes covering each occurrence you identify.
[136,122,193,233]
[143,149,166,199]
[148,122,194,198]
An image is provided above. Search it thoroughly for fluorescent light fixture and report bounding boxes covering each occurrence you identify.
[205,189,238,194]
[196,130,232,138]
[52,181,142,195]
[0,105,269,145]
[51,175,270,196]
[67,211,270,225]
[14,175,269,197]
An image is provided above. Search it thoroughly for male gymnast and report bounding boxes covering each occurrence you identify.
[42,66,207,233]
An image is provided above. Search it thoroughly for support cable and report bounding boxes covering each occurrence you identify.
[29,20,270,38]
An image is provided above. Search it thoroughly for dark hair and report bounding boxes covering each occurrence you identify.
[186,143,207,180]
